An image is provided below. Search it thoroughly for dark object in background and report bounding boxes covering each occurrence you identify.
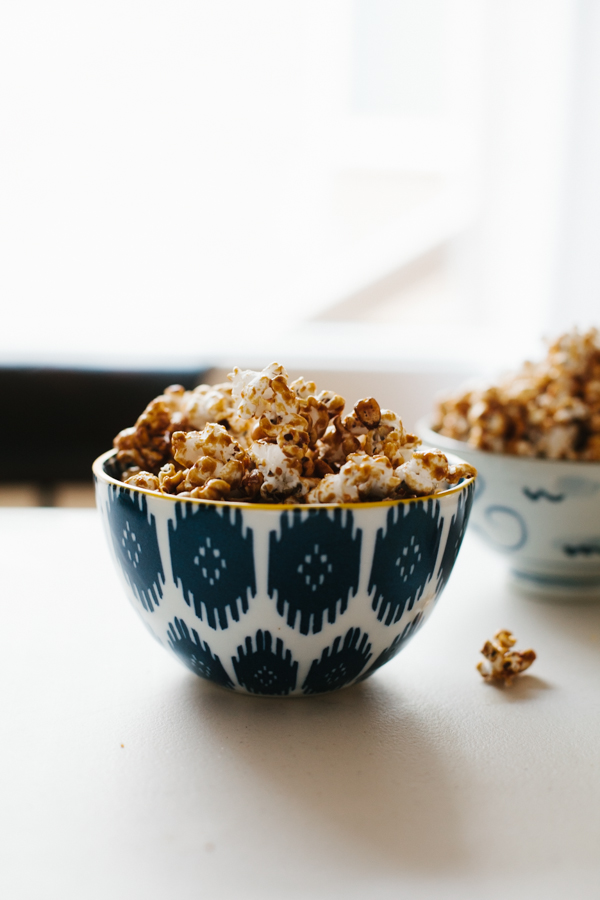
[1,366,207,483]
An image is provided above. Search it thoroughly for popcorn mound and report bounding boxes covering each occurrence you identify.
[477,630,536,686]
[113,362,476,504]
[433,328,600,459]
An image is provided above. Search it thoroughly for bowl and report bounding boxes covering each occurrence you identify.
[93,449,476,695]
[418,421,600,599]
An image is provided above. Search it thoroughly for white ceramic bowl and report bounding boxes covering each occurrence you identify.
[418,421,600,599]
[93,449,476,695]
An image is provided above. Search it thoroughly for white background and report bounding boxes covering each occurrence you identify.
[1,1,598,372]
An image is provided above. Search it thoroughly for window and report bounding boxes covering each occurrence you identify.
[0,1,595,374]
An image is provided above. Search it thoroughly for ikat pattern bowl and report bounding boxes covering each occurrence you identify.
[93,449,476,696]
[418,421,600,599]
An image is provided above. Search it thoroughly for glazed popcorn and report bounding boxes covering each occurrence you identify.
[477,630,536,686]
[113,363,476,504]
[306,453,402,504]
[433,327,600,459]
[115,382,245,481]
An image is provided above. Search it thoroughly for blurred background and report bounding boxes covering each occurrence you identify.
[1,0,598,505]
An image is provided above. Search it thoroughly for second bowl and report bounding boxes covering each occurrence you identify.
[418,421,600,599]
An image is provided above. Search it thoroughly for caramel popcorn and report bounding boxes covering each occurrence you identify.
[477,630,536,685]
[433,328,600,459]
[169,427,246,501]
[114,381,245,478]
[306,453,401,504]
[113,363,476,504]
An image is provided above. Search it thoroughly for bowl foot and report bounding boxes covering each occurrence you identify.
[509,568,600,601]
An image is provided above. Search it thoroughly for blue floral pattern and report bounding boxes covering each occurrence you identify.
[437,482,475,593]
[106,485,164,611]
[268,509,361,634]
[479,504,528,551]
[302,628,372,694]
[167,618,234,688]
[169,502,256,630]
[232,630,298,695]
[562,542,600,557]
[369,500,442,626]
[522,487,565,502]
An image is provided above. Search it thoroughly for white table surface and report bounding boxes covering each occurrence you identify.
[1,509,599,900]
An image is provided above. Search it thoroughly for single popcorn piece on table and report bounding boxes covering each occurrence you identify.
[477,630,536,685]
[114,362,477,504]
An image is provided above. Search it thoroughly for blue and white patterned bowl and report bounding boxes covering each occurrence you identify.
[418,422,600,599]
[93,449,476,695]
